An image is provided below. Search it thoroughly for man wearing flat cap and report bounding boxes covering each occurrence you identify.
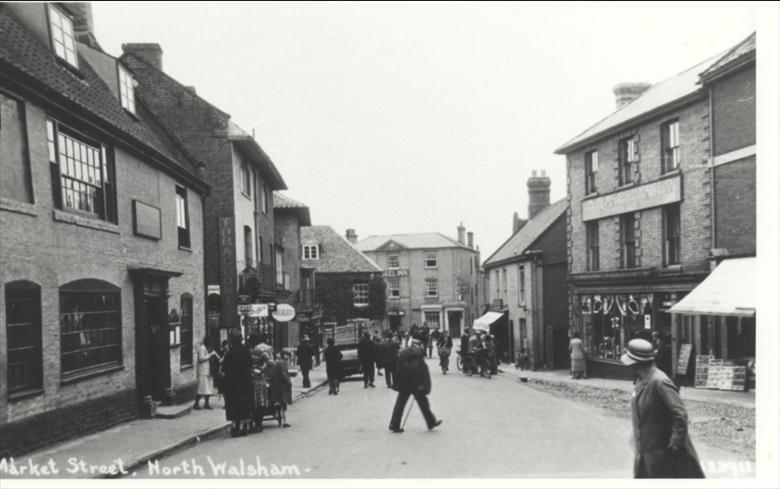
[621,338,704,478]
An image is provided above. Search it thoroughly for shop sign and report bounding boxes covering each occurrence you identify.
[582,174,681,221]
[273,303,296,322]
[383,269,409,278]
[249,304,268,318]
[238,304,252,315]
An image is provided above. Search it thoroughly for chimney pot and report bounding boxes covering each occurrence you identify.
[457,222,466,244]
[122,43,164,71]
[527,171,552,220]
[346,229,358,244]
[613,82,652,109]
[467,232,474,249]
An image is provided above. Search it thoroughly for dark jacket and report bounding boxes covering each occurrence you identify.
[296,342,316,370]
[324,345,343,379]
[381,340,400,369]
[393,347,431,395]
[221,344,253,421]
[436,336,453,350]
[269,359,293,405]
[357,336,375,365]
[632,365,704,478]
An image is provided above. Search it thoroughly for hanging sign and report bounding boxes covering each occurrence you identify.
[249,304,268,318]
[272,303,296,322]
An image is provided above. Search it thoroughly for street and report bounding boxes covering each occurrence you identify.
[128,357,746,479]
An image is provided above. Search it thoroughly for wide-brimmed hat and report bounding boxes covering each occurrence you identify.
[620,338,655,366]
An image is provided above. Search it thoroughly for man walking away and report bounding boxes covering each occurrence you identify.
[296,335,316,388]
[324,338,342,395]
[382,334,401,388]
[621,339,704,479]
[358,331,376,388]
[373,330,384,377]
[388,339,442,433]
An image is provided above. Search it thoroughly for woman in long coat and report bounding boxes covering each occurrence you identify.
[221,333,253,437]
[569,332,588,379]
[269,351,293,427]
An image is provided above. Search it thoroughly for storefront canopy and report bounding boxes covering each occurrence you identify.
[472,311,506,332]
[670,257,755,317]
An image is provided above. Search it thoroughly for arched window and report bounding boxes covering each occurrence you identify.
[6,281,42,396]
[60,279,121,377]
[180,293,193,368]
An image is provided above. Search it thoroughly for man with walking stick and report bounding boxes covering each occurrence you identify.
[388,339,442,433]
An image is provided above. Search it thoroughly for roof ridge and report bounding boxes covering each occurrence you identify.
[121,51,231,119]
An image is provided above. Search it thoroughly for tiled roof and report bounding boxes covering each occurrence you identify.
[273,192,311,226]
[483,199,567,267]
[356,232,473,252]
[301,226,382,273]
[0,7,203,183]
[554,53,721,154]
[700,32,755,82]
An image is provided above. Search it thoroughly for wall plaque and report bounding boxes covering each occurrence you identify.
[132,200,162,240]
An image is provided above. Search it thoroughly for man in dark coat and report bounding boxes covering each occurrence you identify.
[357,332,376,388]
[388,339,442,433]
[323,338,342,395]
[221,333,253,437]
[621,338,705,478]
[381,335,401,388]
[296,335,317,388]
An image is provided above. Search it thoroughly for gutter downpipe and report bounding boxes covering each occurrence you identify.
[708,86,717,255]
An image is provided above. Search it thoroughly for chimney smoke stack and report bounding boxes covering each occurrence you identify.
[613,82,651,109]
[527,170,551,219]
[122,43,164,71]
[346,229,358,244]
[467,232,474,249]
[457,222,465,245]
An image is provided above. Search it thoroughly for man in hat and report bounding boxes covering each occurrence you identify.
[296,335,317,388]
[388,338,442,433]
[621,338,704,478]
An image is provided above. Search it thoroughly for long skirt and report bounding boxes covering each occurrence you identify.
[224,393,252,422]
[197,374,215,396]
[571,357,586,373]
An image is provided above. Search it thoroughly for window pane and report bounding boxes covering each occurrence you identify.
[60,288,122,375]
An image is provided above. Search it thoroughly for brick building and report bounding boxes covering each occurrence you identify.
[119,43,288,344]
[483,171,567,369]
[0,3,209,456]
[356,225,481,340]
[555,33,756,379]
[301,226,385,329]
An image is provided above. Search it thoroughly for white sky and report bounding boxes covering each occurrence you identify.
[92,1,760,259]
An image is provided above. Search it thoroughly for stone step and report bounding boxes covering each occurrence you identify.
[154,403,193,419]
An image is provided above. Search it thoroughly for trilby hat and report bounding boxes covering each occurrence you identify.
[620,338,655,366]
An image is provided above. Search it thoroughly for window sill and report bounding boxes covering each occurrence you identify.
[0,197,37,217]
[354,304,369,308]
[660,264,683,272]
[53,209,120,234]
[61,364,125,386]
[242,191,252,201]
[583,192,600,200]
[180,364,194,372]
[8,388,44,403]
[55,57,86,79]
[660,168,682,179]
[178,245,192,252]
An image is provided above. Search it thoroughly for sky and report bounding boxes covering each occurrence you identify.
[91,1,760,259]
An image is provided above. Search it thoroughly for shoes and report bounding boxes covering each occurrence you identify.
[204,405,213,410]
[364,384,368,389]
[369,383,376,388]
[389,427,404,433]
[282,423,291,428]
[429,419,443,430]
[193,405,201,410]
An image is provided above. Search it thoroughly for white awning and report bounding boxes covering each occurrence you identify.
[472,311,506,331]
[670,257,755,317]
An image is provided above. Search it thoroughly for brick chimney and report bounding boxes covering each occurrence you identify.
[613,82,651,109]
[527,170,551,220]
[457,222,465,245]
[68,3,100,49]
[122,43,163,71]
[467,232,474,249]
[513,212,527,234]
[345,229,358,244]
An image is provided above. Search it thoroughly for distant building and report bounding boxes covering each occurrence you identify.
[555,32,756,380]
[0,3,209,456]
[483,171,567,369]
[356,225,481,339]
[301,226,385,330]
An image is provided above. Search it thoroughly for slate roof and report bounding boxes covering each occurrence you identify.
[554,53,722,154]
[483,199,567,267]
[0,6,204,185]
[699,32,755,83]
[356,233,474,252]
[273,192,311,226]
[301,226,382,273]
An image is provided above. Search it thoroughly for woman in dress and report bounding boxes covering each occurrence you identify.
[194,336,219,409]
[569,332,588,379]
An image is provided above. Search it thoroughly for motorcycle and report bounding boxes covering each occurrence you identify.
[456,351,492,379]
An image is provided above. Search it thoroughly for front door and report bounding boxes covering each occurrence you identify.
[134,273,172,405]
[447,311,462,337]
[147,297,170,400]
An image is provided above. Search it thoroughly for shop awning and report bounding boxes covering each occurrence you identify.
[472,311,506,331]
[670,257,755,317]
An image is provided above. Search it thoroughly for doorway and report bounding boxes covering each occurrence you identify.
[447,310,462,337]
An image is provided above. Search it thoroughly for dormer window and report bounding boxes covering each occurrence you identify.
[48,5,78,68]
[118,64,136,114]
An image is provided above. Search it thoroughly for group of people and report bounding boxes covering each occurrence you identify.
[458,328,498,375]
[193,333,295,437]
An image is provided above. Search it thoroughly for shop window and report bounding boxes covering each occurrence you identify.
[586,221,600,271]
[6,281,42,397]
[585,150,598,195]
[47,119,117,222]
[353,283,369,307]
[580,294,648,359]
[1,93,33,203]
[424,311,440,328]
[60,279,122,378]
[180,294,193,368]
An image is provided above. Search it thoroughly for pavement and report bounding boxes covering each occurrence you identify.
[497,364,755,408]
[3,365,328,479]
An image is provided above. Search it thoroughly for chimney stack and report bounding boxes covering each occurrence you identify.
[527,169,551,220]
[513,212,527,234]
[613,82,651,109]
[122,43,164,71]
[68,3,99,49]
[457,222,465,245]
[345,229,358,244]
[467,232,474,249]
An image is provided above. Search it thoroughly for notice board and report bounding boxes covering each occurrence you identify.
[694,355,714,388]
[676,344,693,375]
